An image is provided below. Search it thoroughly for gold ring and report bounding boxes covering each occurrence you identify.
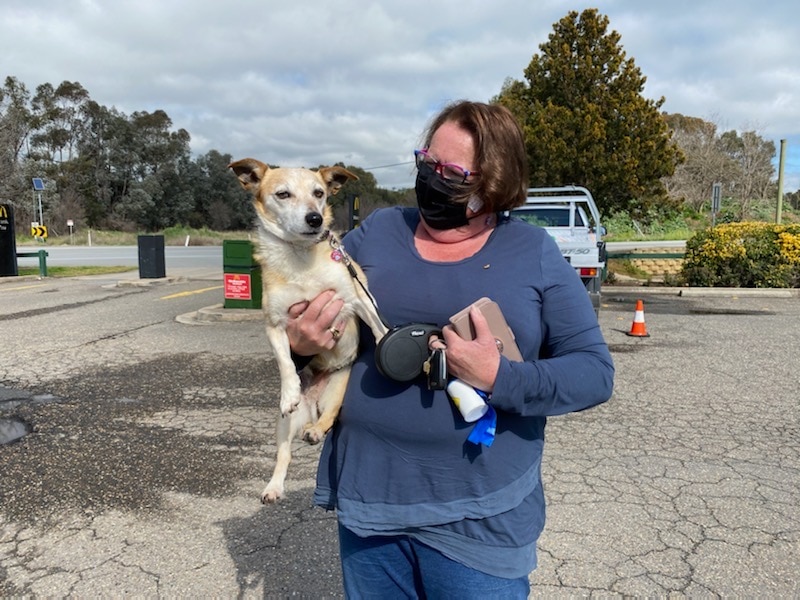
[329,327,341,341]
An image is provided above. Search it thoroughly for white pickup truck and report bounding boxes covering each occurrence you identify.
[509,186,606,314]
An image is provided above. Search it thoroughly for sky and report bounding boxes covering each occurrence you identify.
[2,1,799,195]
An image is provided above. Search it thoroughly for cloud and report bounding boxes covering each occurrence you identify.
[2,0,798,191]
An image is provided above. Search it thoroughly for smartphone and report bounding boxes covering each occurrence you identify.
[449,297,523,362]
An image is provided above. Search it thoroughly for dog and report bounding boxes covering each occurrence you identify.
[229,158,388,504]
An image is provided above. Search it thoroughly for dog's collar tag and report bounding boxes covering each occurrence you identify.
[327,232,348,264]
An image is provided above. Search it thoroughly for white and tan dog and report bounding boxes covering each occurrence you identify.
[230,158,387,504]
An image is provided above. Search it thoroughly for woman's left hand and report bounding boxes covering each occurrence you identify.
[439,306,502,392]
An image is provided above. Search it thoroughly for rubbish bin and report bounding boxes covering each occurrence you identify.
[0,204,18,277]
[137,234,166,278]
[223,240,262,309]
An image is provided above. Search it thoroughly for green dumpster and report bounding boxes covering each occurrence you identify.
[222,240,262,309]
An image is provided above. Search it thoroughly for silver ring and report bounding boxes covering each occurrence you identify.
[329,327,341,341]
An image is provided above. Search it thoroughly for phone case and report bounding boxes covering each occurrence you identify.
[449,297,523,362]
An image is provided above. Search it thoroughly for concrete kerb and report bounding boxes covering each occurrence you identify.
[677,287,798,297]
[0,274,43,285]
[176,303,262,325]
[176,286,798,326]
[607,285,800,298]
[113,276,188,288]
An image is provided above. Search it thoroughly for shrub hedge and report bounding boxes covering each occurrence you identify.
[682,222,800,288]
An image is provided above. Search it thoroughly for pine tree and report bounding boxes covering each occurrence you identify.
[495,9,682,217]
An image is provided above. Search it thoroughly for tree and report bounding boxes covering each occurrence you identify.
[718,129,775,218]
[495,9,682,217]
[0,75,411,233]
[321,163,413,230]
[786,189,800,211]
[662,113,735,210]
[0,77,34,223]
[188,150,254,230]
[663,114,777,218]
[30,80,89,165]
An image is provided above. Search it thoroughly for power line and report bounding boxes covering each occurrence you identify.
[363,160,415,171]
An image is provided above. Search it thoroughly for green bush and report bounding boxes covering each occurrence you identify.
[682,222,800,287]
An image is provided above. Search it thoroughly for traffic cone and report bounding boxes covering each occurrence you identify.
[626,299,650,337]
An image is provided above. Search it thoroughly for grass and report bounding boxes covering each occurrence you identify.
[605,258,656,284]
[17,265,138,277]
[17,226,252,247]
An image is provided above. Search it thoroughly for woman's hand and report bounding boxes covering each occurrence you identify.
[439,306,502,392]
[286,290,347,356]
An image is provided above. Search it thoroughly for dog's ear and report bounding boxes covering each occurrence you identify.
[229,159,270,191]
[319,166,359,196]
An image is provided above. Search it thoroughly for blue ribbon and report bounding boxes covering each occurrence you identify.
[467,391,496,447]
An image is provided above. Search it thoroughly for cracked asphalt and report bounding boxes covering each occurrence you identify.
[1,270,798,598]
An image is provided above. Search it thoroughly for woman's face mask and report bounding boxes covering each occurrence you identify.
[415,161,474,230]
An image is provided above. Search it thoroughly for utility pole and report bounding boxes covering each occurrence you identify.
[775,139,786,224]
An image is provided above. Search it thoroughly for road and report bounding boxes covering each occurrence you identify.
[19,240,685,270]
[1,270,798,597]
[17,244,223,269]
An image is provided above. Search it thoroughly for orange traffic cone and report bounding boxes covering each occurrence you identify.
[626,299,650,337]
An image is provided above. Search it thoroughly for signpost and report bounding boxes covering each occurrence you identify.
[32,177,45,239]
[348,194,360,230]
[711,182,722,227]
[31,225,48,239]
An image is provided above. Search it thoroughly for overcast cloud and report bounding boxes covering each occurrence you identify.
[2,1,798,193]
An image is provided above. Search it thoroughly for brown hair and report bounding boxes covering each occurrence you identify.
[421,100,528,211]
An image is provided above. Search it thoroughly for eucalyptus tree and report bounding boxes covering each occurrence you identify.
[30,80,89,165]
[189,150,253,231]
[718,130,775,218]
[0,76,34,220]
[662,113,736,211]
[663,114,776,218]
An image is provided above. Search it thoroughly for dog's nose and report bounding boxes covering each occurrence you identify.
[305,212,324,229]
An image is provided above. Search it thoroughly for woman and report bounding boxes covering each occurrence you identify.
[287,100,614,598]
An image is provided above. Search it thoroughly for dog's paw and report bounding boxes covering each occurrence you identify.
[281,400,300,417]
[302,425,324,445]
[261,483,283,504]
[279,395,301,417]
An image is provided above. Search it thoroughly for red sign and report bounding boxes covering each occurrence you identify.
[224,273,252,300]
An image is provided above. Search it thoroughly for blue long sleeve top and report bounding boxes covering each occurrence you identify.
[313,207,614,578]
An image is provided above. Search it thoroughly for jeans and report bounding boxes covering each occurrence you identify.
[338,524,530,599]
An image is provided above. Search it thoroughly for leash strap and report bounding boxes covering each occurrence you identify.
[327,232,391,329]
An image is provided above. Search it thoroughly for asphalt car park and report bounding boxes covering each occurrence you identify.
[1,272,798,597]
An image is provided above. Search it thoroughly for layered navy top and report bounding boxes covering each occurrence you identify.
[313,207,614,578]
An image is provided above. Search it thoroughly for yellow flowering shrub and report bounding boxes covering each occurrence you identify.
[778,231,800,265]
[682,222,800,287]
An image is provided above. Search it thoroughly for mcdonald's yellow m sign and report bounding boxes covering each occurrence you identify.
[0,205,8,219]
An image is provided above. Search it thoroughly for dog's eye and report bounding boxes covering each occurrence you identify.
[314,189,325,199]
[275,191,291,200]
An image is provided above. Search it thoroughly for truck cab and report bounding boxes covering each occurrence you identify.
[509,186,606,315]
